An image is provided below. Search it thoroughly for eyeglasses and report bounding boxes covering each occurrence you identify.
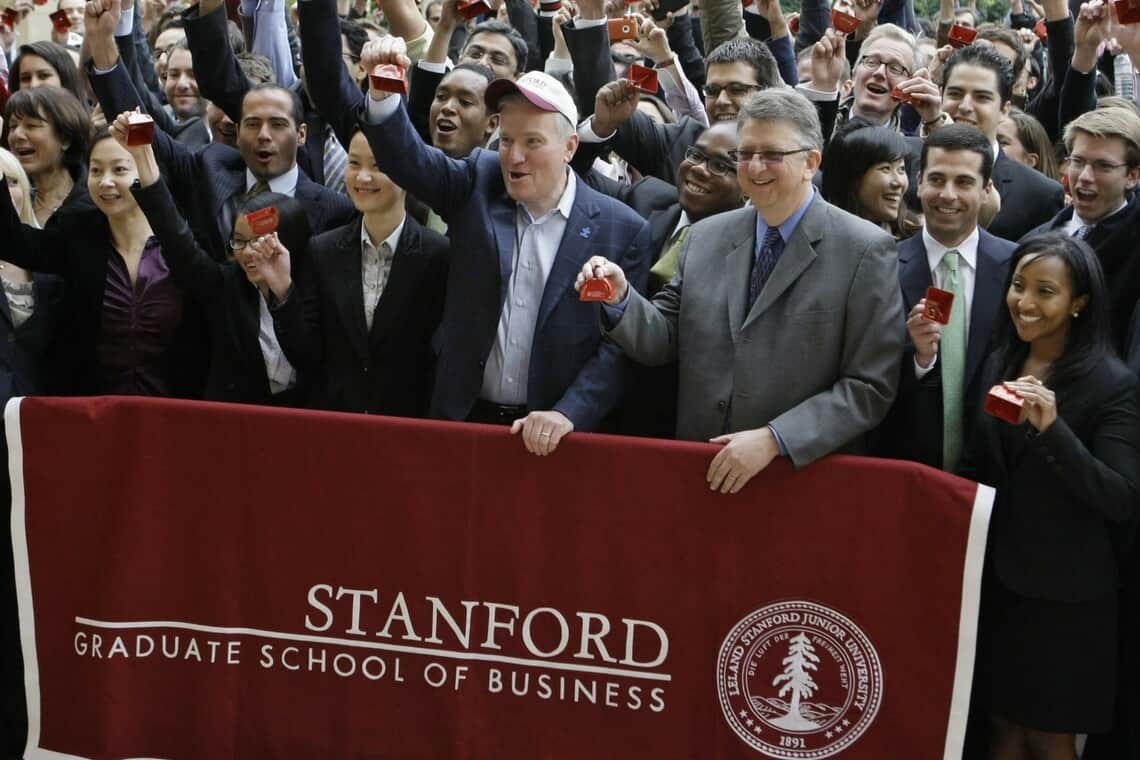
[229,238,253,251]
[701,82,762,100]
[1064,156,1131,175]
[683,146,737,176]
[728,148,812,166]
[858,56,911,78]
[463,46,513,69]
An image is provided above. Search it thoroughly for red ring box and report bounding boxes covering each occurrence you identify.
[1117,0,1140,23]
[923,286,954,324]
[245,207,280,235]
[608,17,638,40]
[580,278,615,302]
[831,9,861,33]
[125,113,156,146]
[457,0,491,18]
[49,8,70,30]
[788,14,799,34]
[33,0,47,6]
[1,8,20,30]
[369,64,408,96]
[890,85,917,105]
[742,0,754,6]
[1034,18,1048,40]
[629,64,659,93]
[948,24,978,48]
[985,385,1024,423]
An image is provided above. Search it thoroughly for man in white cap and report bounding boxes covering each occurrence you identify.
[357,36,652,455]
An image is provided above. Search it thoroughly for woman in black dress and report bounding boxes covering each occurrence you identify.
[966,232,1140,759]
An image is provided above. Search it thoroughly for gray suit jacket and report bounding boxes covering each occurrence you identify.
[608,196,905,466]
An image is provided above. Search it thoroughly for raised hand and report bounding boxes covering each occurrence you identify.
[575,255,629,305]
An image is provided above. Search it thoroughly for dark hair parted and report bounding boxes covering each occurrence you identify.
[705,37,782,89]
[2,87,92,177]
[13,41,83,101]
[236,192,312,261]
[448,62,496,86]
[466,20,529,76]
[991,233,1114,391]
[821,118,911,219]
[919,122,994,183]
[943,44,1014,106]
[243,83,306,129]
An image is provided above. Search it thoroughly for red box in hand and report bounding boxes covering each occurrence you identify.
[49,8,70,30]
[1116,0,1140,23]
[1,8,20,30]
[923,286,954,324]
[1034,18,1048,40]
[629,64,659,93]
[890,85,916,105]
[33,0,47,6]
[948,24,978,48]
[788,14,799,34]
[608,17,638,40]
[580,278,615,303]
[125,113,156,146]
[245,207,280,236]
[369,64,408,96]
[831,9,861,33]
[457,0,491,18]
[985,385,1024,423]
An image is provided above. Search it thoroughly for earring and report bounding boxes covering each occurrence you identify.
[1072,312,1080,318]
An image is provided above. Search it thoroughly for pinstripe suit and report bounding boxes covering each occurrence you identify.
[357,104,653,431]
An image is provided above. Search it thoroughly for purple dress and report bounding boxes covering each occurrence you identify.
[96,237,184,395]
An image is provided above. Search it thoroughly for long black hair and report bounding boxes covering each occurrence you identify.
[821,118,910,224]
[991,232,1114,390]
[12,41,83,103]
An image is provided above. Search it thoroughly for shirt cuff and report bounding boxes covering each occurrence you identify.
[574,16,607,27]
[577,116,614,143]
[91,60,121,76]
[796,83,839,101]
[365,92,402,123]
[768,425,788,457]
[600,288,632,326]
[545,54,573,75]
[914,353,938,379]
[417,58,449,74]
[114,9,134,36]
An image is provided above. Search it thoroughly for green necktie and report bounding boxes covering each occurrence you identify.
[246,179,271,200]
[649,225,689,294]
[939,250,966,471]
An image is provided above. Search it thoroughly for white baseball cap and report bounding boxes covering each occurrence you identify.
[484,71,579,127]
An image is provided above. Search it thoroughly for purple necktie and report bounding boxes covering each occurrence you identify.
[748,226,784,310]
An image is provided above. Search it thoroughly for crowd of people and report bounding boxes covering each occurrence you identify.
[0,0,1139,754]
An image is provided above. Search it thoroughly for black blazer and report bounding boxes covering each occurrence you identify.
[0,180,204,397]
[1027,192,1140,356]
[272,216,449,417]
[589,173,681,256]
[875,229,1016,467]
[988,151,1065,243]
[86,58,356,260]
[132,179,309,406]
[965,353,1140,602]
[0,273,61,403]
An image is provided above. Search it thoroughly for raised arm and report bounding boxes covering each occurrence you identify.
[182,0,251,124]
[298,0,372,149]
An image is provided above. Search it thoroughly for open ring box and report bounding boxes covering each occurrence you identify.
[831,9,861,33]
[369,64,408,96]
[457,0,492,18]
[629,64,659,94]
[245,207,280,236]
[579,278,615,303]
[985,385,1024,424]
[922,286,954,325]
[49,8,70,32]
[948,24,978,48]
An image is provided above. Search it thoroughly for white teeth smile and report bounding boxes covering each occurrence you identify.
[1018,314,1041,323]
[684,181,709,194]
[866,84,888,94]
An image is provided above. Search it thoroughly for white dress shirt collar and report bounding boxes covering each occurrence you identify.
[245,165,300,197]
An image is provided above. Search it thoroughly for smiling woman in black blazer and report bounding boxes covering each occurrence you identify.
[964,232,1140,759]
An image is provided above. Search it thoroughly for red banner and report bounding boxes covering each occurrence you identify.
[7,397,991,759]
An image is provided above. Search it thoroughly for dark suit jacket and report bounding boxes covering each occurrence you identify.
[86,59,356,260]
[875,229,1015,467]
[131,179,309,406]
[965,353,1140,601]
[0,273,60,404]
[1026,193,1140,356]
[271,216,449,416]
[589,173,681,255]
[987,151,1065,243]
[358,102,652,430]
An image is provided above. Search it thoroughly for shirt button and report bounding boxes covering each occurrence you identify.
[717,400,727,411]
[506,377,514,384]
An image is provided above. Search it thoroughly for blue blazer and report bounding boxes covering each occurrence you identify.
[874,228,1015,468]
[356,105,652,430]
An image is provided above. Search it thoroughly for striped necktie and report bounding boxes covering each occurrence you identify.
[323,133,347,195]
[1072,224,1092,241]
[748,226,783,310]
[246,179,271,200]
[939,250,966,472]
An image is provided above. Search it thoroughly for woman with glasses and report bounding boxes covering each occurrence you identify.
[820,119,912,239]
[962,233,1140,760]
[105,111,313,406]
[0,127,199,396]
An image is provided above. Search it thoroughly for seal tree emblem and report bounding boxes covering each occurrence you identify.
[716,600,884,758]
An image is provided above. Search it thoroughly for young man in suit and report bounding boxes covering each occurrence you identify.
[358,36,651,455]
[84,0,356,260]
[875,124,1016,471]
[905,44,1065,241]
[1027,106,1140,355]
[578,88,904,492]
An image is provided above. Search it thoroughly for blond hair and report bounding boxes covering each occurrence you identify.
[1063,106,1140,168]
[0,148,38,227]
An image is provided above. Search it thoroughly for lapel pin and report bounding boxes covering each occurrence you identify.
[579,227,592,239]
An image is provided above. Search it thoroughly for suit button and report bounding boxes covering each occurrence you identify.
[717,400,727,411]
[363,366,370,374]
